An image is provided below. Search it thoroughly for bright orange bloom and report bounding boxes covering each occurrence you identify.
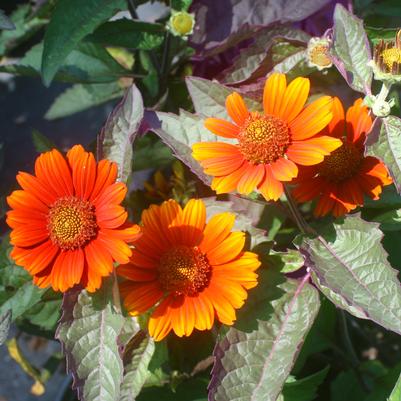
[118,199,260,341]
[292,98,392,217]
[192,73,342,201]
[6,145,141,292]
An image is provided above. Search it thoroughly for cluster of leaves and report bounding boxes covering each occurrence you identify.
[1,1,401,401]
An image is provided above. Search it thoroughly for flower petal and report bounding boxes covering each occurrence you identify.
[205,118,240,138]
[236,163,265,195]
[226,92,249,126]
[270,158,298,181]
[263,73,287,116]
[290,96,333,140]
[120,281,163,315]
[181,199,206,246]
[279,76,310,123]
[258,165,284,201]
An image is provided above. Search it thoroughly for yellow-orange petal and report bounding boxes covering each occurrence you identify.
[286,136,342,166]
[149,296,174,341]
[199,212,236,254]
[290,96,333,140]
[118,264,157,281]
[258,165,284,201]
[170,296,195,337]
[326,96,345,138]
[201,154,244,176]
[236,163,265,195]
[279,76,310,123]
[206,231,245,265]
[160,199,183,245]
[192,142,240,160]
[210,161,247,194]
[263,73,287,116]
[205,118,240,138]
[204,284,236,325]
[97,230,132,264]
[120,281,163,315]
[270,158,298,182]
[225,92,249,126]
[181,199,206,246]
[193,293,214,330]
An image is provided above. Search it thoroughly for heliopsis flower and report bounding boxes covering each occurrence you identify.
[6,145,141,292]
[292,98,392,217]
[192,73,342,201]
[118,199,260,341]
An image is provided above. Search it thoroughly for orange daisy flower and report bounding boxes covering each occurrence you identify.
[118,199,260,341]
[292,98,392,217]
[192,72,342,201]
[6,145,141,292]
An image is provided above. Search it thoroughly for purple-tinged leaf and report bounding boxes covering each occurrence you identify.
[220,25,310,85]
[209,268,320,401]
[190,0,329,57]
[366,116,401,194]
[331,4,372,94]
[56,282,125,401]
[0,310,11,346]
[98,85,144,183]
[301,215,401,334]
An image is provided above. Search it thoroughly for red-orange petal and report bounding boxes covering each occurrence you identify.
[149,296,174,341]
[120,281,163,315]
[270,158,298,181]
[258,165,284,201]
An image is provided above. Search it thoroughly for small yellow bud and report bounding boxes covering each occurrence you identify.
[168,10,195,38]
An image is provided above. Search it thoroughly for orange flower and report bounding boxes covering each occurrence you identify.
[292,98,392,217]
[6,145,141,292]
[192,73,342,201]
[118,199,260,341]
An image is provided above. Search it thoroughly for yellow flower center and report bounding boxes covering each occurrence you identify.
[320,143,363,183]
[238,113,291,164]
[48,196,97,250]
[381,47,401,71]
[309,44,332,68]
[158,245,211,296]
[170,11,194,36]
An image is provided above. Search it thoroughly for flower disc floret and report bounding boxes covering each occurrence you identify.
[238,113,290,164]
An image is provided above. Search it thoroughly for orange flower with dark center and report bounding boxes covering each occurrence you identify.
[292,98,393,217]
[118,199,260,341]
[6,145,141,292]
[192,72,342,201]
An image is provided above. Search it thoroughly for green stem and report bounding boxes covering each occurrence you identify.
[377,80,392,102]
[161,31,171,77]
[339,310,360,368]
[284,185,312,235]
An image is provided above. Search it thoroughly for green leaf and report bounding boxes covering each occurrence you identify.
[330,370,367,401]
[372,208,401,231]
[120,331,155,401]
[171,0,193,10]
[209,269,321,401]
[32,129,56,152]
[0,5,46,55]
[281,366,329,401]
[88,20,164,50]
[186,76,261,118]
[0,310,11,346]
[301,215,401,334]
[0,281,46,321]
[0,9,15,30]
[222,26,309,84]
[364,362,401,401]
[56,283,125,401]
[132,136,174,171]
[99,85,144,182]
[41,0,125,85]
[45,82,124,120]
[389,374,401,401]
[151,110,233,185]
[0,41,129,83]
[265,249,305,274]
[332,3,372,93]
[367,116,401,193]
